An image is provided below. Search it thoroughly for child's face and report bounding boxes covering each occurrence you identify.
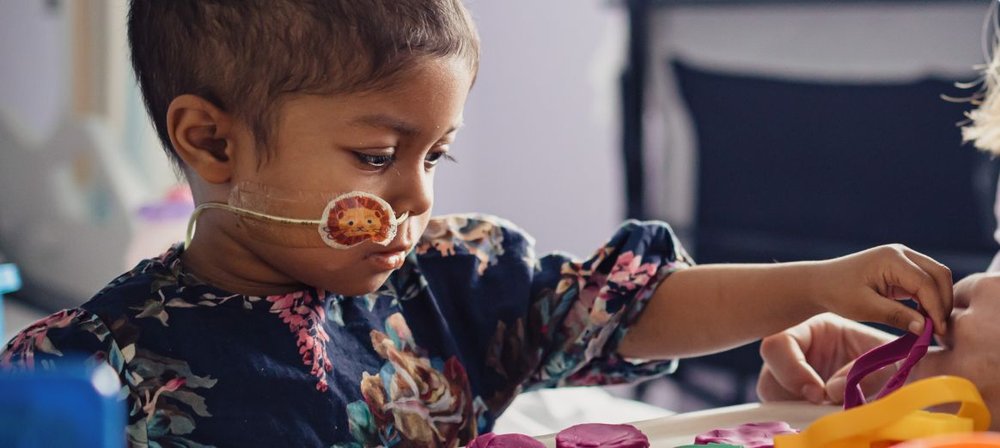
[226,57,473,295]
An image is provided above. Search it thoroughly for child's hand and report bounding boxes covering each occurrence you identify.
[812,244,952,336]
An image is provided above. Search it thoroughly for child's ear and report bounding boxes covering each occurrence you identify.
[166,94,236,184]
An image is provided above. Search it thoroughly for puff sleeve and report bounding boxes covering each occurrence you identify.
[414,214,694,403]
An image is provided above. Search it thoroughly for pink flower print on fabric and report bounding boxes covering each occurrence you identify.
[0,308,86,369]
[266,290,333,392]
[606,252,658,292]
[554,259,606,334]
[551,249,660,335]
[594,251,658,326]
[563,368,616,387]
[353,330,477,446]
[142,377,187,416]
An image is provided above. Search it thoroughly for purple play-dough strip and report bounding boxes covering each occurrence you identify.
[843,316,933,409]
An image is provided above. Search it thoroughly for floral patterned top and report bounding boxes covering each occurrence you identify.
[0,214,692,447]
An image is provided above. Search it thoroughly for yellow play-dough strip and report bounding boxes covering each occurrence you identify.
[774,376,990,448]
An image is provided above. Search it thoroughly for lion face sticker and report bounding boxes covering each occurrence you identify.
[320,192,403,249]
[337,207,385,239]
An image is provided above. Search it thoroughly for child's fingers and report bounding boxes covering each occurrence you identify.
[882,251,947,334]
[857,288,927,334]
[900,248,953,333]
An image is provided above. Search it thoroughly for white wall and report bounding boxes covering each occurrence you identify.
[0,1,67,140]
[436,1,628,258]
[0,1,167,306]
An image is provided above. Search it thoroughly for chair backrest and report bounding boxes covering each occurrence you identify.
[673,59,1000,279]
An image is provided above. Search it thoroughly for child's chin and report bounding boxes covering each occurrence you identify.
[323,273,393,297]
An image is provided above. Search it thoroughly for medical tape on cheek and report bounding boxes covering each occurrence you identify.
[184,182,408,250]
[317,191,407,249]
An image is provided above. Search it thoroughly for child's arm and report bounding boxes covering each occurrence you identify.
[619,245,952,360]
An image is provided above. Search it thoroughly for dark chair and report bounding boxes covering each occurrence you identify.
[661,59,1000,407]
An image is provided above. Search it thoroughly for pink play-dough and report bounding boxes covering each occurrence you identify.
[694,421,798,448]
[555,423,650,448]
[467,432,545,448]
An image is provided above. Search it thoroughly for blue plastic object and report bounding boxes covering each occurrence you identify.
[0,263,21,340]
[0,358,125,448]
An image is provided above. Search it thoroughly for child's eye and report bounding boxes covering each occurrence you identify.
[424,151,456,168]
[353,152,395,169]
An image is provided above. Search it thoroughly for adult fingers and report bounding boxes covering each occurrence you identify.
[758,366,810,402]
[823,358,896,405]
[758,330,826,404]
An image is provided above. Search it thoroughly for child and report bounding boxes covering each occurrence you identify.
[1,1,953,447]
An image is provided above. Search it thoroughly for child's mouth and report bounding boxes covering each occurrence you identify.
[366,249,407,271]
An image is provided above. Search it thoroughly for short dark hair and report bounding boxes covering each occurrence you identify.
[127,0,480,166]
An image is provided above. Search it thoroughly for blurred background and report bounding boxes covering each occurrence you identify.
[1,0,996,413]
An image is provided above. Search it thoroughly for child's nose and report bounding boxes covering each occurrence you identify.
[388,166,433,218]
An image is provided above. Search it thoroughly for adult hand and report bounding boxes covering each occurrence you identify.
[757,313,895,404]
[912,272,1000,429]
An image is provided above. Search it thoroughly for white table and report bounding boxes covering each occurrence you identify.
[534,402,838,447]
